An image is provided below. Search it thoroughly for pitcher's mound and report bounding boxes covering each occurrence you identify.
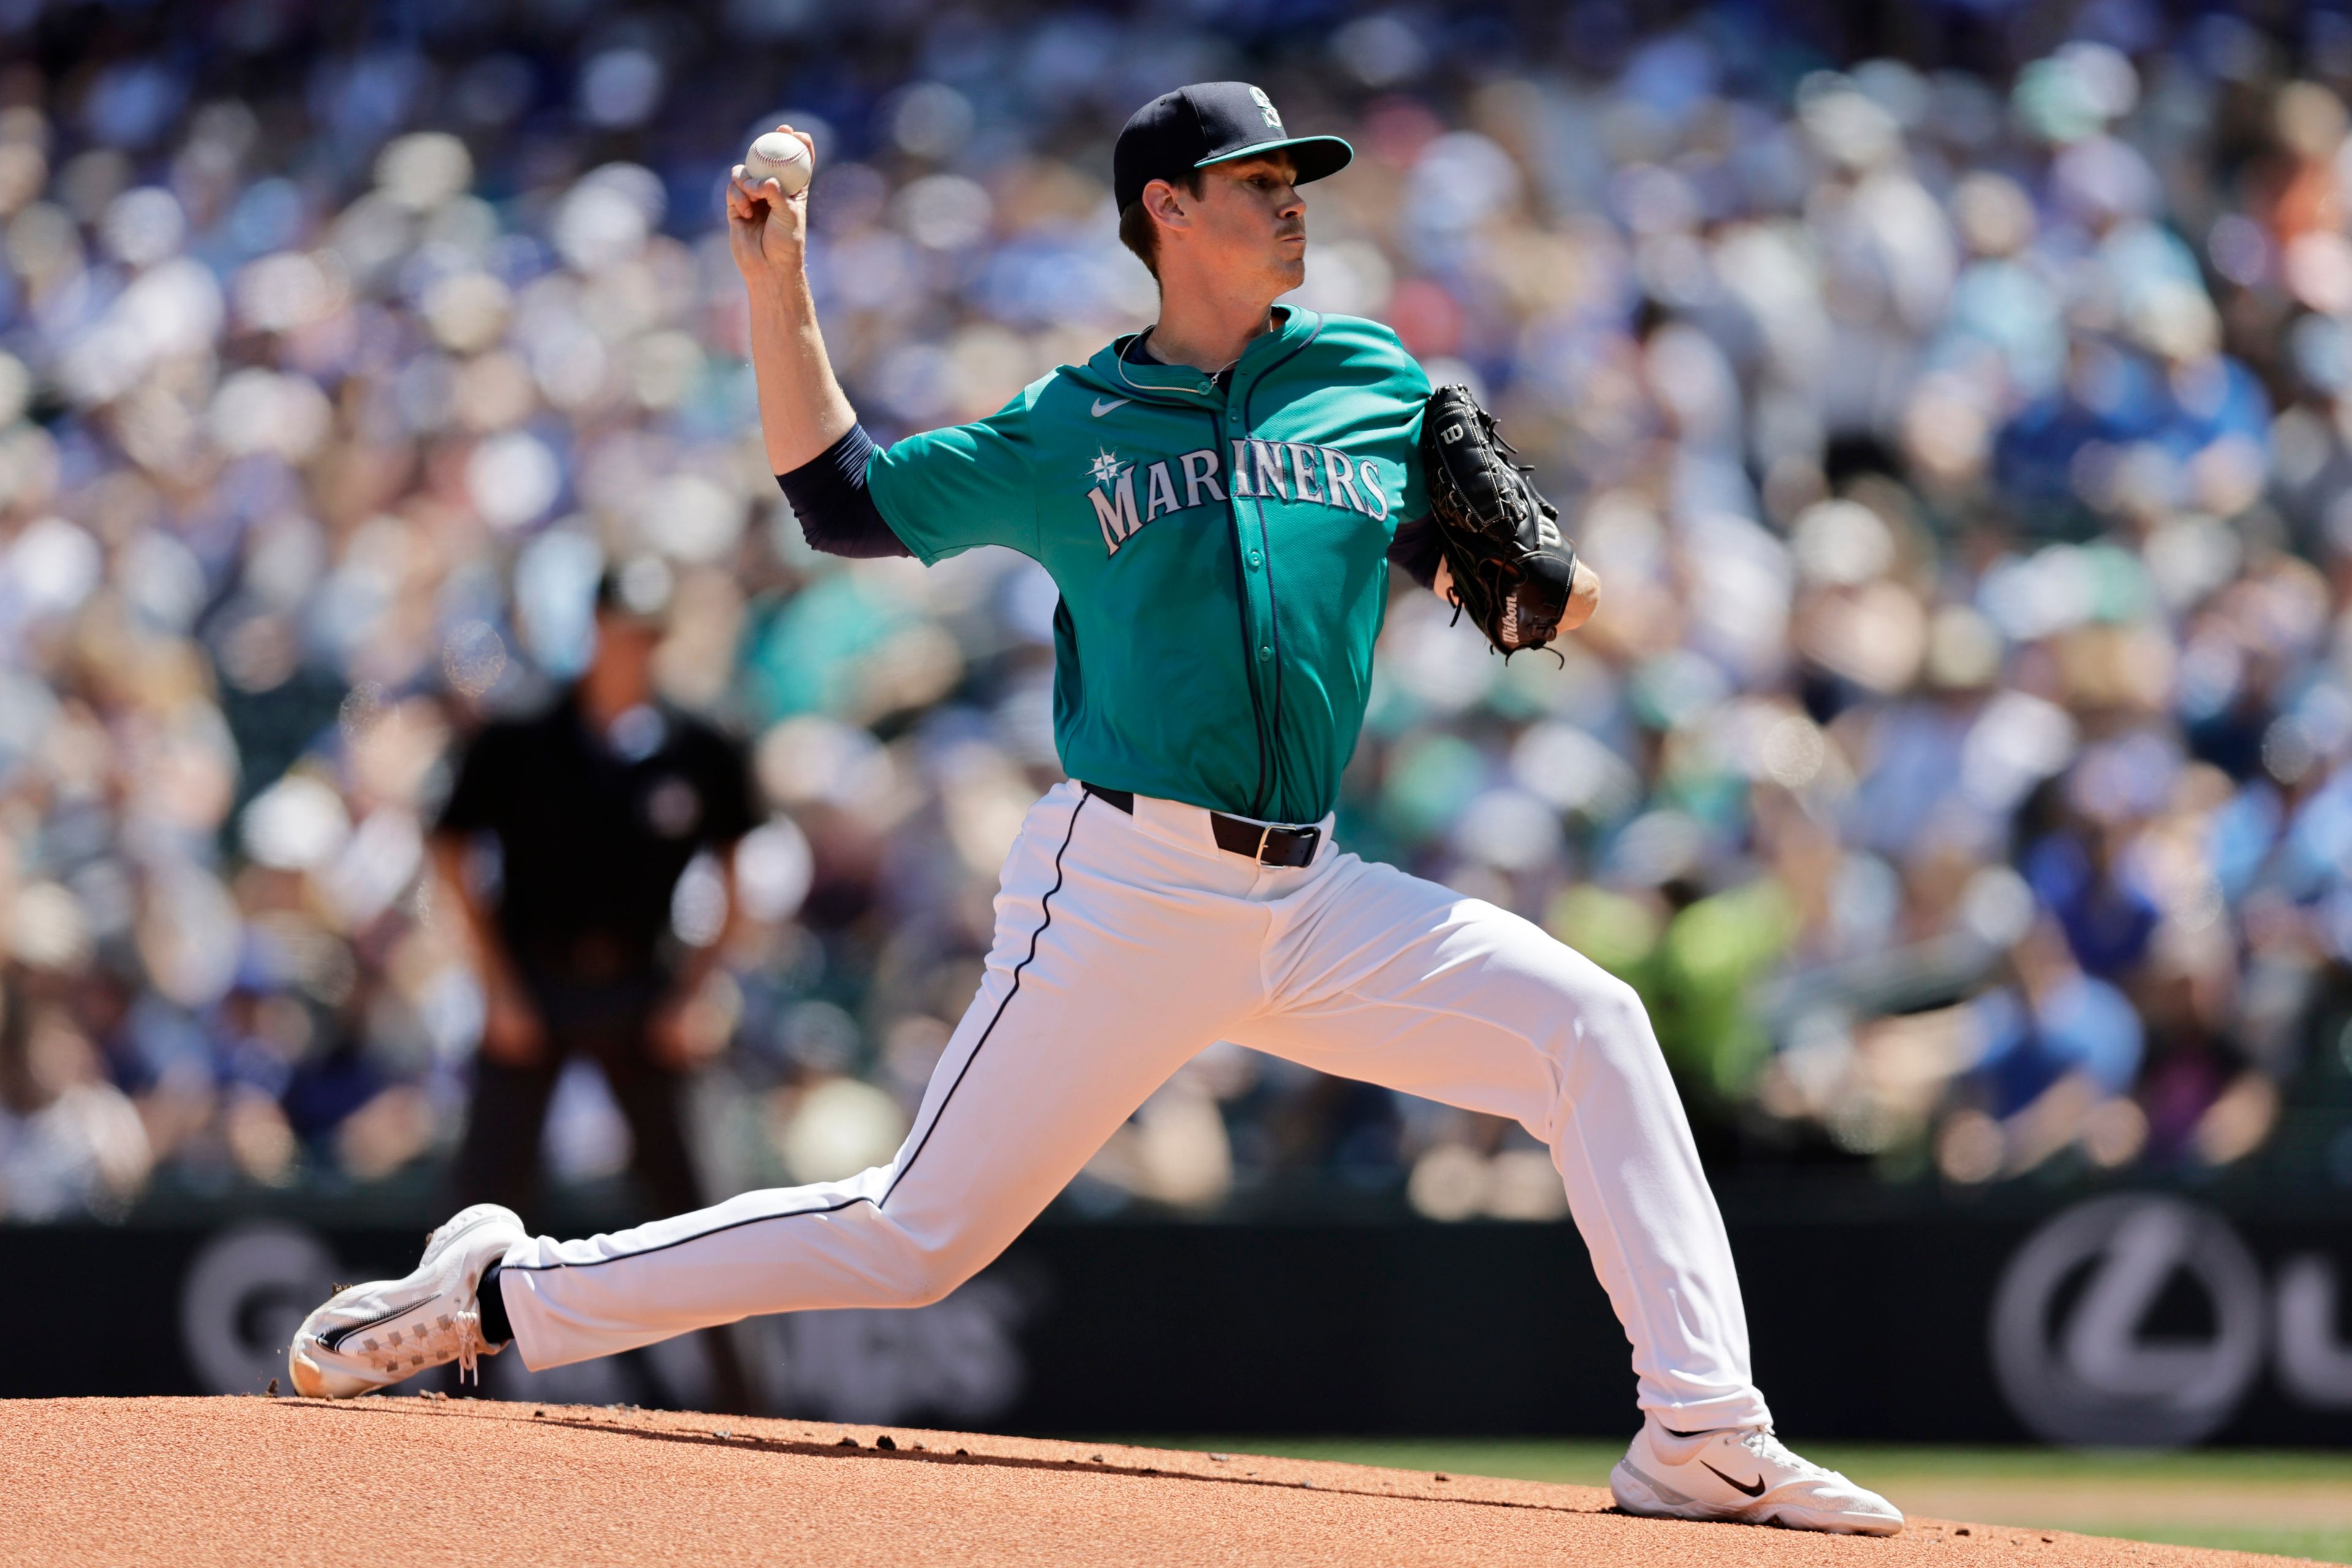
[0,1397,2308,1566]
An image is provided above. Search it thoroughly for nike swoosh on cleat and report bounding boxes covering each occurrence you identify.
[317,1297,435,1352]
[1091,397,1132,417]
[1702,1460,1768,1498]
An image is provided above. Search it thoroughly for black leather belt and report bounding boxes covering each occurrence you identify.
[1082,783,1322,868]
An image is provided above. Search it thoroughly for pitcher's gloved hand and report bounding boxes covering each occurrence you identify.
[1420,383,1580,656]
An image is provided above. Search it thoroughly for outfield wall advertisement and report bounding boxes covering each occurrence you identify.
[5,1196,2347,1444]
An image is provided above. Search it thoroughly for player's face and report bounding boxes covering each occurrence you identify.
[1191,155,1305,293]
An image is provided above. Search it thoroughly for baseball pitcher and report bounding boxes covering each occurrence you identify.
[291,82,1900,1536]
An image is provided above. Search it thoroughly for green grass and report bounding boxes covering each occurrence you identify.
[1132,1439,2352,1563]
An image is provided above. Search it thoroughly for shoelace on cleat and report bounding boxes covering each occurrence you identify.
[451,1307,487,1384]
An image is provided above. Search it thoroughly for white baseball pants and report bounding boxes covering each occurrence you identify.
[497,781,1771,1430]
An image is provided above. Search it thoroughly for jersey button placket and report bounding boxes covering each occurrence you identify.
[1229,368,1281,813]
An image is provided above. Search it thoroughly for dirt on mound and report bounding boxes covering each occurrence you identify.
[0,1397,2312,1567]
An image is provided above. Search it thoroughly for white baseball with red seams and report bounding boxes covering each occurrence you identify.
[492,780,1770,1431]
[742,130,810,195]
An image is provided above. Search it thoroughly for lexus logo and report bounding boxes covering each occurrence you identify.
[1992,1194,2352,1444]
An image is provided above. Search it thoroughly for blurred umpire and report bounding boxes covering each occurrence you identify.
[431,565,756,1409]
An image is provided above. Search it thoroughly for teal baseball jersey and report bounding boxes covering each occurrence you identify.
[867,306,1430,824]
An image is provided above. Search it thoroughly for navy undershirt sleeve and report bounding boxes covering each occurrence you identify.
[1387,513,1441,589]
[775,423,912,560]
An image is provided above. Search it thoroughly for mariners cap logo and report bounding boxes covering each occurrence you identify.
[1248,86,1283,130]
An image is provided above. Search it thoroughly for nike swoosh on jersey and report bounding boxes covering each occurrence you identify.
[1091,397,1133,417]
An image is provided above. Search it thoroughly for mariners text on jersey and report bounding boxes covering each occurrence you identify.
[867,306,1430,826]
[1087,436,1395,556]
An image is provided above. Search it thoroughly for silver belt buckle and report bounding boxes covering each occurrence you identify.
[1256,823,1275,864]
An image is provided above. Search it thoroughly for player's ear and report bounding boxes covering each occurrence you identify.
[1142,176,1189,231]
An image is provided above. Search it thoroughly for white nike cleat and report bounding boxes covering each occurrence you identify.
[287,1203,525,1399]
[1610,1420,1904,1536]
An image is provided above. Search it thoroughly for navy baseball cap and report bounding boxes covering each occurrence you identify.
[1113,82,1354,212]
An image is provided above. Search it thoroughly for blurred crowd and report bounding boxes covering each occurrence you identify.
[4,1,2352,1224]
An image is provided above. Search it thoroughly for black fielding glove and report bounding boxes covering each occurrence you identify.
[1419,383,1578,657]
